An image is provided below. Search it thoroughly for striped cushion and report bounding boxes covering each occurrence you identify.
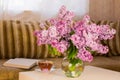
[0,20,51,59]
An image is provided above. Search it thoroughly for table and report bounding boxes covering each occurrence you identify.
[19,66,120,80]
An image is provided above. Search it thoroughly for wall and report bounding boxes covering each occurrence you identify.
[90,0,120,21]
[0,0,89,20]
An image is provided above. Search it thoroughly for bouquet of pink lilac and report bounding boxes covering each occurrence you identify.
[34,6,116,63]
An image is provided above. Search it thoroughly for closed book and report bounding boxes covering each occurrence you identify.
[3,58,38,69]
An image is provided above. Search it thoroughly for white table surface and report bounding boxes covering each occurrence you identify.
[19,66,120,80]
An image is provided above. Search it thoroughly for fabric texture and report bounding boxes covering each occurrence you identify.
[0,20,51,59]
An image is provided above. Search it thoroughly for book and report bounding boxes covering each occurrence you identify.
[3,58,38,69]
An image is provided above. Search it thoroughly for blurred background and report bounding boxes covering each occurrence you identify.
[0,0,89,21]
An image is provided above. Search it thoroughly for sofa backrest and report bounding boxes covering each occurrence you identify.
[0,20,119,59]
[0,20,54,59]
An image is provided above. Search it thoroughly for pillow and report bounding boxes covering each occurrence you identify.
[0,20,52,59]
[11,11,41,22]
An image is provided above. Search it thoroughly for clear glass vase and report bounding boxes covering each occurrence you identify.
[61,57,84,78]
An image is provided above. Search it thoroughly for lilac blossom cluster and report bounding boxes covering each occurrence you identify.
[34,6,116,62]
[71,15,116,62]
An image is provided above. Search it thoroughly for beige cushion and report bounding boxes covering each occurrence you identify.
[11,11,41,22]
[0,20,50,59]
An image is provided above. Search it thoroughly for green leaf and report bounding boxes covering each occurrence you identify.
[48,44,61,56]
[67,41,78,60]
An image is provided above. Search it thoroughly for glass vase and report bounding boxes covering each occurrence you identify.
[61,57,84,78]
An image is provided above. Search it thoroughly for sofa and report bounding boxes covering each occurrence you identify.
[0,20,120,80]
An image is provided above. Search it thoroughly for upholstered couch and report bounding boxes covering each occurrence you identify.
[0,20,120,80]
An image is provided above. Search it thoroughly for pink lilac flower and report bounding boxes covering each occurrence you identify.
[50,39,58,47]
[34,30,41,38]
[86,24,100,34]
[82,15,90,24]
[39,23,46,29]
[70,34,80,44]
[48,26,58,38]
[56,41,68,53]
[49,18,57,25]
[50,40,69,53]
[56,21,71,36]
[73,21,85,34]
[58,5,66,19]
[58,5,74,21]
[48,6,74,37]
[64,11,74,21]
[77,48,93,62]
[97,45,109,54]
[61,40,69,47]
[97,25,116,40]
[34,6,116,63]
[77,38,86,48]
[57,44,66,53]
[111,28,116,34]
[41,30,48,38]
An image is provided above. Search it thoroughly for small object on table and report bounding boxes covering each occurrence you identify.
[38,60,53,72]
